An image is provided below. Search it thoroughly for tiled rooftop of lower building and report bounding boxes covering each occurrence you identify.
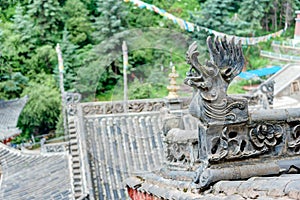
[127,173,300,200]
[0,96,28,140]
[0,143,73,200]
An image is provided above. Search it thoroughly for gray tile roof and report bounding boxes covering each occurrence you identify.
[82,111,165,200]
[127,173,300,199]
[79,104,197,200]
[126,175,245,200]
[0,96,28,140]
[214,174,300,199]
[0,143,73,200]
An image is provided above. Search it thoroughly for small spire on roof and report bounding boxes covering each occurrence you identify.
[166,64,180,99]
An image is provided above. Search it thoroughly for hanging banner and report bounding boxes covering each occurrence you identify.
[124,0,284,45]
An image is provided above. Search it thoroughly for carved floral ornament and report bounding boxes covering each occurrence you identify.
[166,143,185,162]
[249,123,283,149]
[288,125,300,152]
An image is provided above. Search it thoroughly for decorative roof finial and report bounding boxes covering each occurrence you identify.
[167,64,180,99]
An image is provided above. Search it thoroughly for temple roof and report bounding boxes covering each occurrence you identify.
[0,143,73,199]
[83,111,165,199]
[0,96,28,140]
[80,104,197,199]
[73,95,300,200]
[126,172,300,199]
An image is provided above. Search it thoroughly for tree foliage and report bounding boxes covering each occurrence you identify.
[0,0,299,137]
[18,74,61,136]
[27,0,62,44]
[63,0,91,46]
[0,72,28,99]
[92,0,127,43]
[238,0,265,35]
[193,0,299,36]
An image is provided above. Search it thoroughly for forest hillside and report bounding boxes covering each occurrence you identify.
[0,0,298,139]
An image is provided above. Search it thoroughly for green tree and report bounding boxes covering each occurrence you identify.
[128,79,154,100]
[27,0,62,44]
[225,13,251,36]
[0,72,28,99]
[12,4,37,45]
[18,74,61,136]
[125,0,177,29]
[0,5,36,76]
[190,0,235,54]
[29,45,57,75]
[238,0,265,36]
[63,0,92,46]
[194,0,235,31]
[0,0,18,21]
[92,0,127,43]
[79,0,128,100]
[280,0,300,29]
[257,0,275,31]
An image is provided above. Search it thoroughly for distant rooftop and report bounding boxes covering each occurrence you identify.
[0,96,28,140]
[238,66,281,80]
[0,143,73,199]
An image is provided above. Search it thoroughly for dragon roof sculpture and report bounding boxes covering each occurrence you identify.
[185,36,248,125]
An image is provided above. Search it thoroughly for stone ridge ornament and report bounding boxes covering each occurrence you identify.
[162,36,300,190]
[185,37,248,125]
[81,99,166,116]
[249,123,283,149]
[65,92,81,116]
[288,125,300,153]
[259,80,275,105]
[125,36,300,198]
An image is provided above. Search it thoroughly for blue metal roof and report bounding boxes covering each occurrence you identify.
[238,66,282,80]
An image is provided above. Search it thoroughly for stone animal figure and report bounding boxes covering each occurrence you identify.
[184,36,248,125]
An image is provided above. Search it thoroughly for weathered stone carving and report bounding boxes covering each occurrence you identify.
[249,80,275,109]
[185,37,248,124]
[65,92,81,116]
[259,80,275,105]
[181,97,192,110]
[41,142,69,153]
[249,123,283,149]
[161,36,300,190]
[164,128,198,169]
[82,99,166,116]
[210,126,251,161]
[288,125,300,153]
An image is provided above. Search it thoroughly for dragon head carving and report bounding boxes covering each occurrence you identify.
[185,36,247,124]
[185,36,244,97]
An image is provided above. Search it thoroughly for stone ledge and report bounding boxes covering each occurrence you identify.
[213,174,300,199]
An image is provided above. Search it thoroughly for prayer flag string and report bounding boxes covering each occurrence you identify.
[124,0,284,45]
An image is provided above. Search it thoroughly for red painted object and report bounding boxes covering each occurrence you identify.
[127,188,161,200]
[3,137,12,144]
